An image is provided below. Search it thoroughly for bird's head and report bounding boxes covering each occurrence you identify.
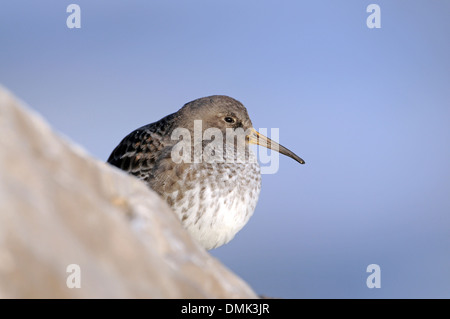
[175,95,305,165]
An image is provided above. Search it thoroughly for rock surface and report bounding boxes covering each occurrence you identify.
[0,85,257,298]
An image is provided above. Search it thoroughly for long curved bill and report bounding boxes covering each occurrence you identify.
[248,128,305,165]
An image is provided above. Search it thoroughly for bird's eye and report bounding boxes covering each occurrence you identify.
[224,117,235,123]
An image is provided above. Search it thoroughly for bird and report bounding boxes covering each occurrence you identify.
[107,95,305,250]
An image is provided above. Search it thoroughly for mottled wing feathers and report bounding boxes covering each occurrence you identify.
[107,113,176,181]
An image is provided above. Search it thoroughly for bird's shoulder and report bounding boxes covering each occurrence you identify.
[107,113,177,178]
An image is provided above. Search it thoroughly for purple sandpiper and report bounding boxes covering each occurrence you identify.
[108,95,304,249]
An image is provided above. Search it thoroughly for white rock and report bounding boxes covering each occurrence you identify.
[0,85,257,298]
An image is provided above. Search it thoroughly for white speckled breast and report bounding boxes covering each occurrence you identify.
[165,149,261,250]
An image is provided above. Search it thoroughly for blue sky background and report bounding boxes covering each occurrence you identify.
[1,1,449,298]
